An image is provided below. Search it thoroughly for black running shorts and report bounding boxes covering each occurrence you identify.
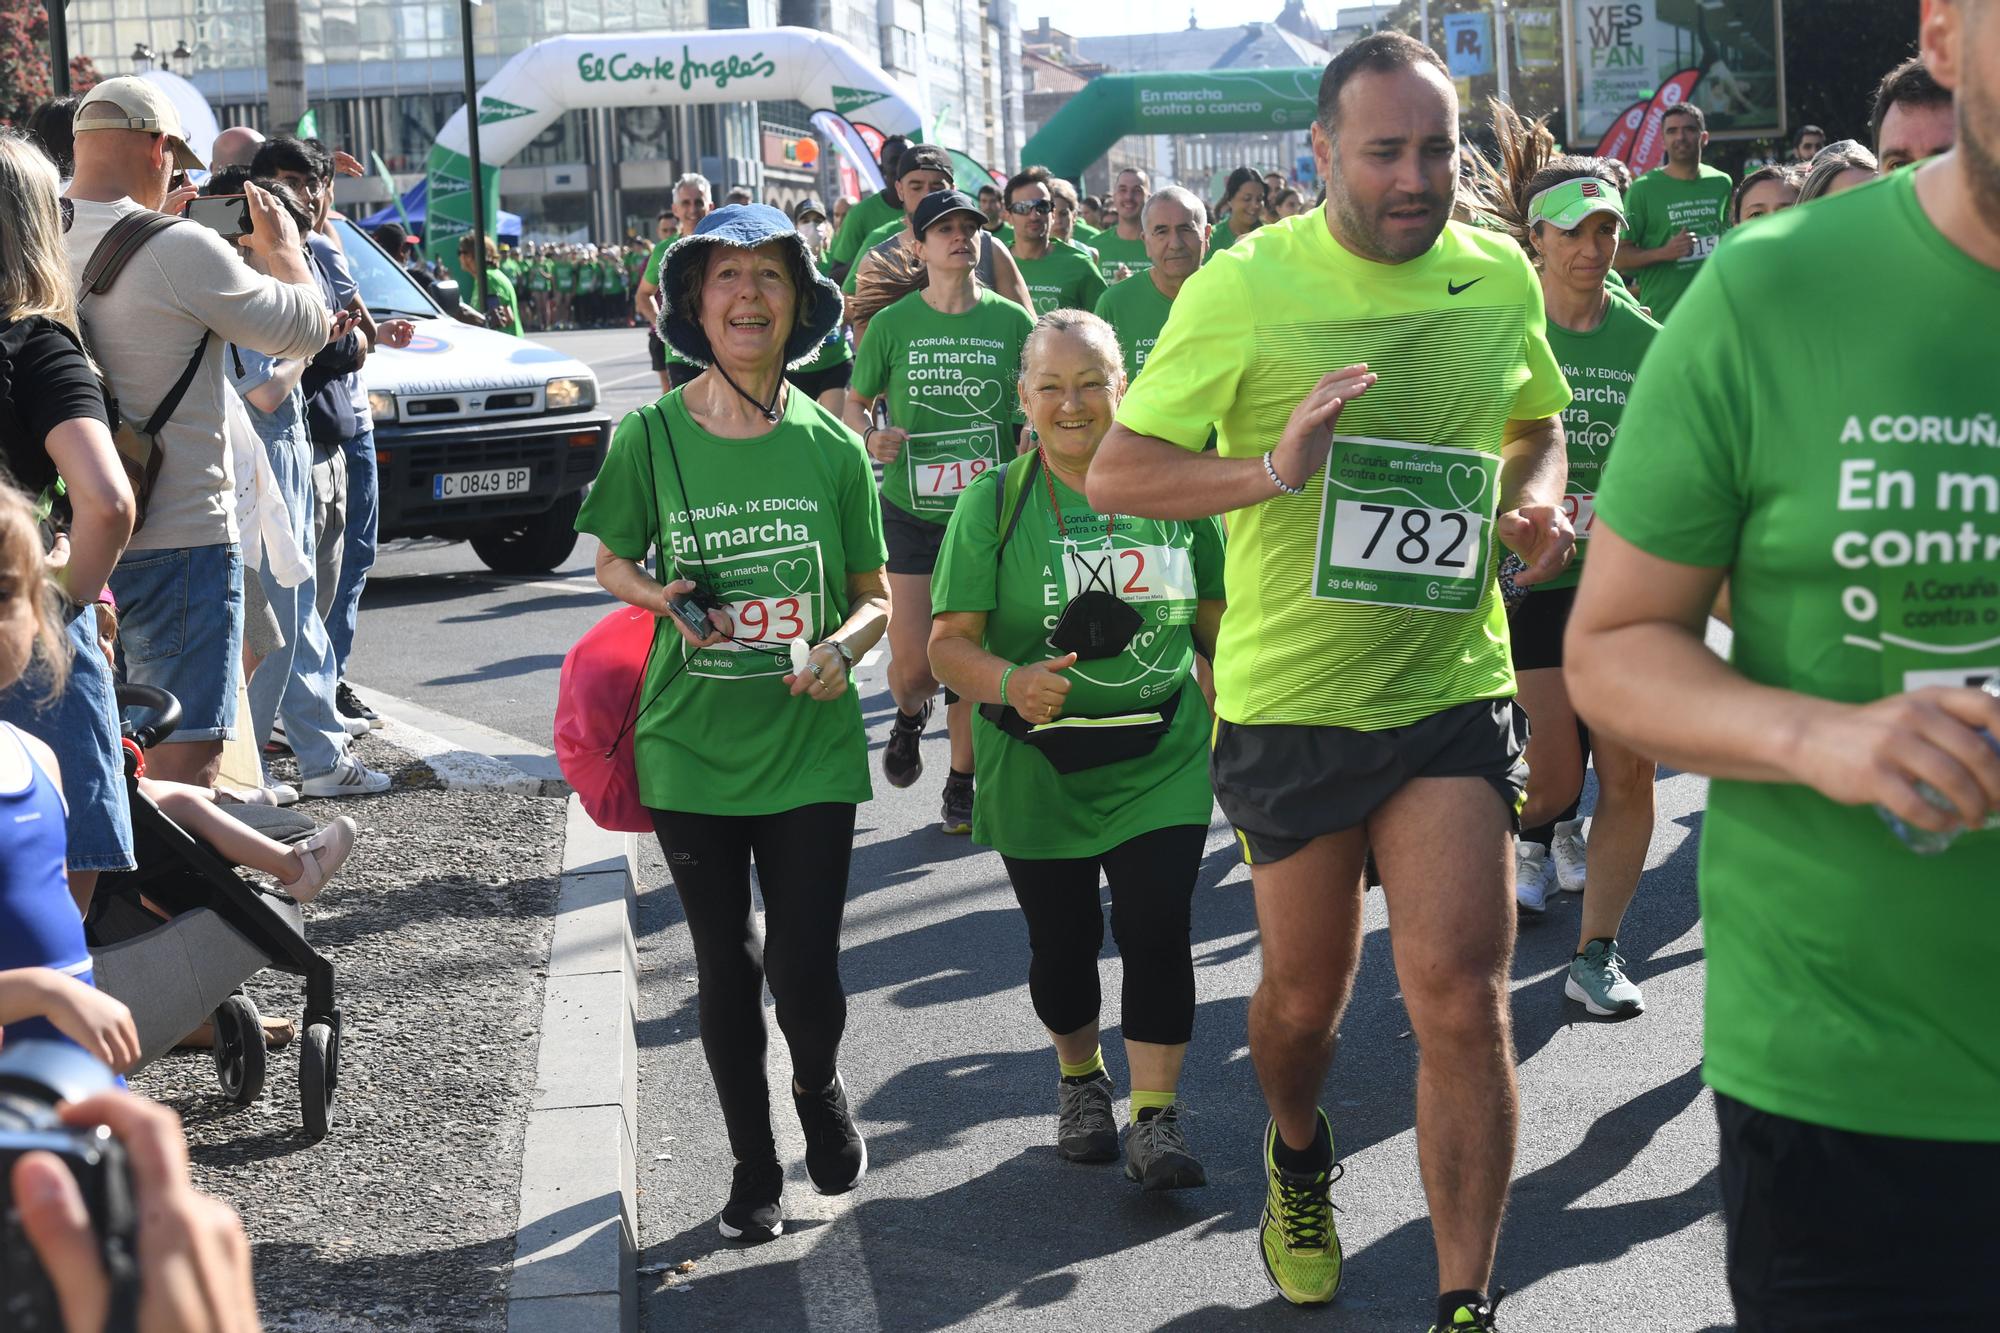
[646,330,667,372]
[880,496,946,576]
[1212,698,1530,864]
[785,361,853,401]
[667,360,701,389]
[1509,584,1577,673]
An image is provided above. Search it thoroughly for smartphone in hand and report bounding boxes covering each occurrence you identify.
[187,194,252,240]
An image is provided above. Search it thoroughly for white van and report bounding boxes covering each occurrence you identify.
[337,218,612,574]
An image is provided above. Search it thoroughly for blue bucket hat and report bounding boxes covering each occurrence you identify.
[659,204,844,370]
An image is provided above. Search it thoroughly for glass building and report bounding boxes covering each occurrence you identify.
[69,0,1019,238]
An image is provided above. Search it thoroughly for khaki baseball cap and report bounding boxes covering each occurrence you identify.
[74,76,205,170]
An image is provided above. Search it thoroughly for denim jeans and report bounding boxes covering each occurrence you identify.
[108,544,243,742]
[249,434,346,782]
[324,427,376,675]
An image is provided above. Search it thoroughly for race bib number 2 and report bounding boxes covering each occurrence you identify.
[1061,542,1198,624]
[1314,437,1497,612]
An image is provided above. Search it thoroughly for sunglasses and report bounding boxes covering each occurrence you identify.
[1006,200,1053,216]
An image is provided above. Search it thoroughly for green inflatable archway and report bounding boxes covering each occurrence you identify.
[1020,68,1323,182]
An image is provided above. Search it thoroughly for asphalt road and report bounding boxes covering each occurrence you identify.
[346,329,1733,1332]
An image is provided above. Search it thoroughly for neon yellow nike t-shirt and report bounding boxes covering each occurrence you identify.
[1115,206,1572,730]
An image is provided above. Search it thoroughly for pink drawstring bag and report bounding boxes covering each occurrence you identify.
[555,604,661,833]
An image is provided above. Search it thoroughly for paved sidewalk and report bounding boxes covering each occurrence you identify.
[132,733,568,1332]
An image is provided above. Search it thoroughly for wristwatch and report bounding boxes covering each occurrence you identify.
[825,639,856,672]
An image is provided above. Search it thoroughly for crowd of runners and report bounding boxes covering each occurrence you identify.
[580,5,1997,1327]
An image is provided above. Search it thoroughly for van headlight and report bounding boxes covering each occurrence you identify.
[368,391,397,423]
[545,377,596,411]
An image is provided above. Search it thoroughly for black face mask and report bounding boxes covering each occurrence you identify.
[1048,548,1143,660]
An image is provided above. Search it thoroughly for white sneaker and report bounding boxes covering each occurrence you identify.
[299,755,392,798]
[338,714,371,738]
[1552,817,1589,893]
[1514,841,1551,914]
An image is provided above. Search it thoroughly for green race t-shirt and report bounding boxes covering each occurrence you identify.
[1072,220,1104,243]
[842,217,912,296]
[827,190,902,268]
[500,258,521,282]
[526,262,551,293]
[932,458,1226,858]
[573,390,889,816]
[624,249,648,283]
[1621,163,1732,322]
[1091,228,1152,282]
[989,221,1015,247]
[851,288,1034,525]
[1538,296,1660,589]
[480,267,523,337]
[576,262,601,294]
[1116,206,1572,729]
[1058,236,1100,265]
[552,258,576,291]
[794,253,853,374]
[1012,243,1108,316]
[1592,169,2000,1141]
[1093,271,1175,384]
[600,258,625,293]
[642,239,692,368]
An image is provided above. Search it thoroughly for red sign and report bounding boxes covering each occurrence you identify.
[1593,98,1650,162]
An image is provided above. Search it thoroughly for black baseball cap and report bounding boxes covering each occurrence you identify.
[912,189,986,239]
[897,144,954,182]
[791,196,829,223]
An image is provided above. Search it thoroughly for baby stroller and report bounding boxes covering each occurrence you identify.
[84,685,345,1141]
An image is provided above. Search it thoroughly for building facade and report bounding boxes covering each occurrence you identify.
[69,0,1020,238]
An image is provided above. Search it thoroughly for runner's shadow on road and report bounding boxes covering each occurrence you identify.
[437,590,613,623]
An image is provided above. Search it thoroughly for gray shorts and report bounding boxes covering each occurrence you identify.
[1212,698,1529,865]
[243,564,284,659]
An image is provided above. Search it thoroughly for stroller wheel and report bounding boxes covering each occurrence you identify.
[213,994,267,1106]
[300,1022,336,1142]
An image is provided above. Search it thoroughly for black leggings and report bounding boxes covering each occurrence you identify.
[650,802,857,1166]
[1000,823,1207,1047]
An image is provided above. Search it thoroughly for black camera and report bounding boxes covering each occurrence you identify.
[0,1040,139,1331]
[668,583,725,642]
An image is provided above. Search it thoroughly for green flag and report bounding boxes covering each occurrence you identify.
[371,151,410,230]
[296,109,319,138]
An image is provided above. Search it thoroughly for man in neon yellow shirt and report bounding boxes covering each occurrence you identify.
[1089,34,1573,1330]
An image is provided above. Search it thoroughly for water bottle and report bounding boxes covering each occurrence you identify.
[1876,678,2000,855]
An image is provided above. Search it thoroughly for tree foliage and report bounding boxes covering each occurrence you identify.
[0,0,52,125]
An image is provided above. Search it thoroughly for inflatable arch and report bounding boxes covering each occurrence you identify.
[422,26,926,267]
[1019,68,1322,183]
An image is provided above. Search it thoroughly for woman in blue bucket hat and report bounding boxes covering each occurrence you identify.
[577,204,891,1242]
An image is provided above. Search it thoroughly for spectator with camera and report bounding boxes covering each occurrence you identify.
[59,79,328,788]
[0,129,139,913]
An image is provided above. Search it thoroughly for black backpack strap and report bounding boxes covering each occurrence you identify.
[79,212,183,299]
[142,332,211,436]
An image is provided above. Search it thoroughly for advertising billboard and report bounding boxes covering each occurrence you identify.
[1569,0,1785,141]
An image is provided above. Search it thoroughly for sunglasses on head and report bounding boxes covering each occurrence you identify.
[1006,200,1053,216]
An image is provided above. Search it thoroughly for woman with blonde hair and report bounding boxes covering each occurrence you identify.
[0,127,137,913]
[930,309,1225,1188]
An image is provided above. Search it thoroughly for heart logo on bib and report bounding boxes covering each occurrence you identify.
[1444,462,1487,513]
[772,558,813,596]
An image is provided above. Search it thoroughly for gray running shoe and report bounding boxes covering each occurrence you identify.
[1055,1074,1119,1163]
[1123,1104,1207,1191]
[1566,937,1645,1018]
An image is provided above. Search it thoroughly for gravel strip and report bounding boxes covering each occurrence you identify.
[129,733,566,1332]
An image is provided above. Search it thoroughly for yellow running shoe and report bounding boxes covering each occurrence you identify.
[1428,1288,1506,1331]
[1258,1112,1343,1305]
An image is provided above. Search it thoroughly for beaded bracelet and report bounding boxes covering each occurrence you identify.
[1263,450,1305,497]
[998,664,1018,710]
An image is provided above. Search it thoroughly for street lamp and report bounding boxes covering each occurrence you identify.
[131,42,155,71]
[172,38,193,72]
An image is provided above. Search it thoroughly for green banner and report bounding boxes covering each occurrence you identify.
[1514,7,1559,70]
[1020,68,1321,180]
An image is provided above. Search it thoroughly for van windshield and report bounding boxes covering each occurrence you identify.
[333,217,444,320]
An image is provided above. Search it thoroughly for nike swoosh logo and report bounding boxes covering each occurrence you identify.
[1448,278,1483,296]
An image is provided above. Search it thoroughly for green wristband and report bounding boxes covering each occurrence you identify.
[998,664,1018,710]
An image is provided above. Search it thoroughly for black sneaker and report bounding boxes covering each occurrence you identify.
[336,681,383,730]
[882,699,931,788]
[717,1160,784,1243]
[793,1071,868,1195]
[939,772,973,835]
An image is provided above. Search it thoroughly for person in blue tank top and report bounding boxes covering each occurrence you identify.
[0,483,140,1067]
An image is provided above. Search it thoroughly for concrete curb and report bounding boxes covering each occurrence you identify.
[508,796,641,1333]
[361,687,572,798]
